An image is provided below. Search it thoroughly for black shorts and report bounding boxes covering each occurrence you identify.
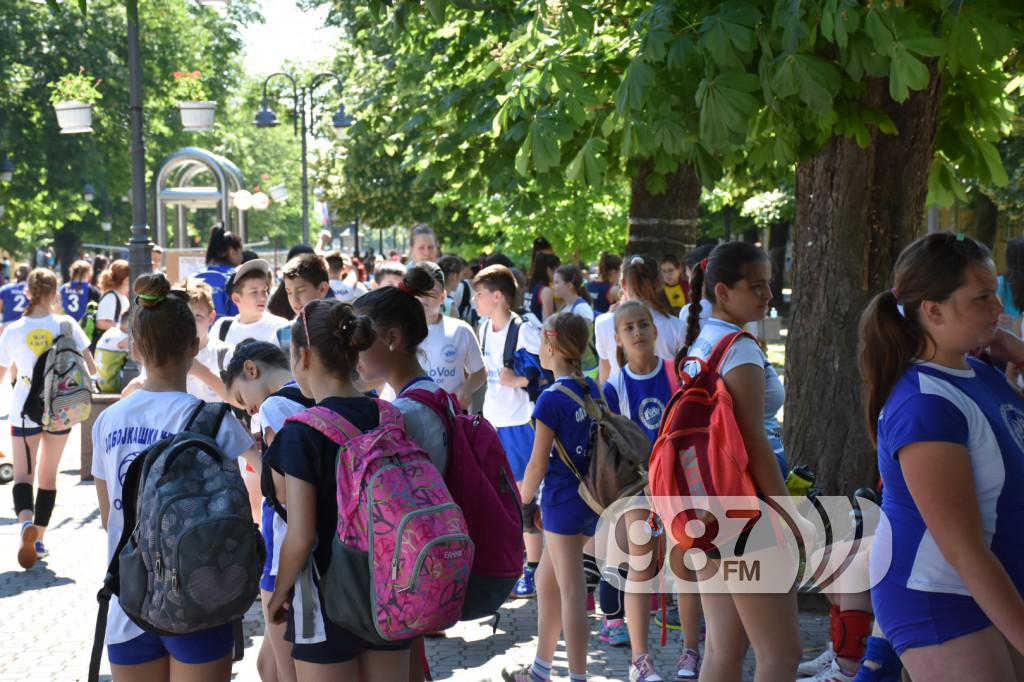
[12,426,71,437]
[286,611,412,664]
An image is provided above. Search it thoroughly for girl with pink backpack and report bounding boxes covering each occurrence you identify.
[263,300,416,680]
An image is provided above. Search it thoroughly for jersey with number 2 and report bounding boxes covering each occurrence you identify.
[0,282,28,323]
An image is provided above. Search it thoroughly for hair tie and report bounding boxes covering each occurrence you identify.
[890,287,899,299]
[135,293,165,303]
[397,281,416,297]
[955,232,966,242]
[890,289,906,318]
[699,258,709,272]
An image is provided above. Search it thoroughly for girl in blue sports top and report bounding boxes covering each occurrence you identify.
[59,260,92,322]
[194,225,243,318]
[264,300,411,681]
[222,340,312,682]
[860,232,1024,680]
[681,242,802,681]
[92,273,253,682]
[504,312,601,682]
[600,301,703,682]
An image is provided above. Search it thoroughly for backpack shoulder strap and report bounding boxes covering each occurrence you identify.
[665,358,681,394]
[552,381,603,420]
[503,316,521,368]
[286,405,363,446]
[706,331,759,375]
[184,401,230,438]
[552,434,585,483]
[113,294,121,324]
[218,318,234,343]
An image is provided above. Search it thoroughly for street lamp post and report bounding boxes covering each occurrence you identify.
[126,0,151,291]
[254,72,352,244]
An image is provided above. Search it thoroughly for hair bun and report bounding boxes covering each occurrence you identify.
[134,272,171,309]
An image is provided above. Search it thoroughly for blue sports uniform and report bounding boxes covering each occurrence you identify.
[59,281,91,322]
[193,263,238,318]
[532,376,602,536]
[870,358,1024,654]
[0,282,28,324]
[602,361,673,444]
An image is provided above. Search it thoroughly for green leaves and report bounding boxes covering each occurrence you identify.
[888,45,931,102]
[566,137,608,186]
[699,2,760,68]
[616,59,655,114]
[696,71,760,151]
[771,55,840,112]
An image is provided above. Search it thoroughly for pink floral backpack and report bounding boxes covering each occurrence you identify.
[286,400,473,643]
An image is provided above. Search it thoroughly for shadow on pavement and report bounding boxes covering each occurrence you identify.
[0,563,75,597]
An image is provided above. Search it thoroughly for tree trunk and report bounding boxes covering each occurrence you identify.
[627,160,701,259]
[784,68,942,494]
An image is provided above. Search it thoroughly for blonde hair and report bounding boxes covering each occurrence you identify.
[183,278,215,313]
[69,260,92,281]
[25,268,58,315]
[543,312,590,389]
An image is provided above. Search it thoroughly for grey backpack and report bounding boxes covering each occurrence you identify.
[88,402,264,682]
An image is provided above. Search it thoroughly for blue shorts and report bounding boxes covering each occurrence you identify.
[107,624,233,665]
[497,423,534,481]
[260,500,276,592]
[872,575,992,654]
[767,431,788,478]
[541,493,599,537]
[12,426,71,437]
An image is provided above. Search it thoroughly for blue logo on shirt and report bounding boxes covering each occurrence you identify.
[639,397,665,431]
[1000,403,1024,453]
[442,344,458,362]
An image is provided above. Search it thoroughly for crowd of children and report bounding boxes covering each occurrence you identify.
[4,224,1024,682]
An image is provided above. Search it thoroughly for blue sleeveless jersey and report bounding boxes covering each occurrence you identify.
[60,282,91,321]
[0,282,28,323]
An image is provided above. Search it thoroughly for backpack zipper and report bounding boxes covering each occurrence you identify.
[390,503,461,580]
[399,533,472,592]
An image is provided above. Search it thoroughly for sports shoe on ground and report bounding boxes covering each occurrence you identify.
[654,603,681,631]
[675,648,701,680]
[17,521,39,570]
[799,642,836,677]
[629,653,665,682]
[34,541,48,559]
[605,619,629,647]
[502,667,545,682]
[802,660,856,682]
[513,566,537,599]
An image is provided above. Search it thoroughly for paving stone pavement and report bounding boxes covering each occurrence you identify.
[0,427,830,682]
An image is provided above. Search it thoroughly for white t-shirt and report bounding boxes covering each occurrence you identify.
[479,316,540,428]
[0,314,91,427]
[392,377,450,473]
[684,317,765,376]
[418,316,485,395]
[96,327,129,353]
[679,298,713,332]
[187,340,229,402]
[210,313,289,366]
[97,291,129,325]
[595,305,685,375]
[561,297,595,321]
[91,390,253,646]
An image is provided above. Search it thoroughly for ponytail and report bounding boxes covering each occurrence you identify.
[684,264,705,351]
[857,232,992,444]
[858,290,924,443]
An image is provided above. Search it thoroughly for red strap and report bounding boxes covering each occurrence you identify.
[665,358,680,394]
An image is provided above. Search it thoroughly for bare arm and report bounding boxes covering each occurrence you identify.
[540,286,555,321]
[83,349,97,376]
[901,441,1024,654]
[95,477,110,530]
[598,358,611,387]
[520,419,554,504]
[457,367,486,409]
[189,360,227,400]
[499,367,529,389]
[722,364,788,499]
[267,474,317,623]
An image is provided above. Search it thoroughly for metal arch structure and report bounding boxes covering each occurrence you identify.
[154,147,248,248]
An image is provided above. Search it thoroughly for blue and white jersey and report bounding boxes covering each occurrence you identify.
[192,263,237,318]
[0,282,28,323]
[603,361,673,443]
[59,282,91,322]
[872,358,1024,596]
[533,376,602,505]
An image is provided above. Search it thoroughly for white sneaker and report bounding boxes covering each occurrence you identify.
[802,659,855,682]
[798,642,835,677]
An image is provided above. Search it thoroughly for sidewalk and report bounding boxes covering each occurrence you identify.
[0,428,830,681]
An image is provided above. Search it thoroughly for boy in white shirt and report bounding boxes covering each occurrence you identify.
[472,264,543,598]
[209,259,289,359]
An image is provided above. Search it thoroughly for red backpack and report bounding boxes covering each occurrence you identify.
[648,332,760,550]
[403,388,525,620]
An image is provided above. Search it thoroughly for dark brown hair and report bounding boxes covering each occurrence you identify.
[70,260,92,281]
[623,254,672,318]
[292,299,375,379]
[858,232,992,443]
[131,273,196,368]
[473,264,518,305]
[528,252,561,288]
[555,263,592,305]
[353,264,435,353]
[598,252,622,282]
[684,242,768,349]
[205,224,242,264]
[283,253,329,287]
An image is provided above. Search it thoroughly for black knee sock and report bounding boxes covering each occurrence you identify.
[599,575,626,620]
[12,482,33,517]
[34,488,56,528]
[527,561,539,571]
[583,552,600,591]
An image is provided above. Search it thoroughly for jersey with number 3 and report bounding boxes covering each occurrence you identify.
[0,282,28,323]
[59,282,91,322]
